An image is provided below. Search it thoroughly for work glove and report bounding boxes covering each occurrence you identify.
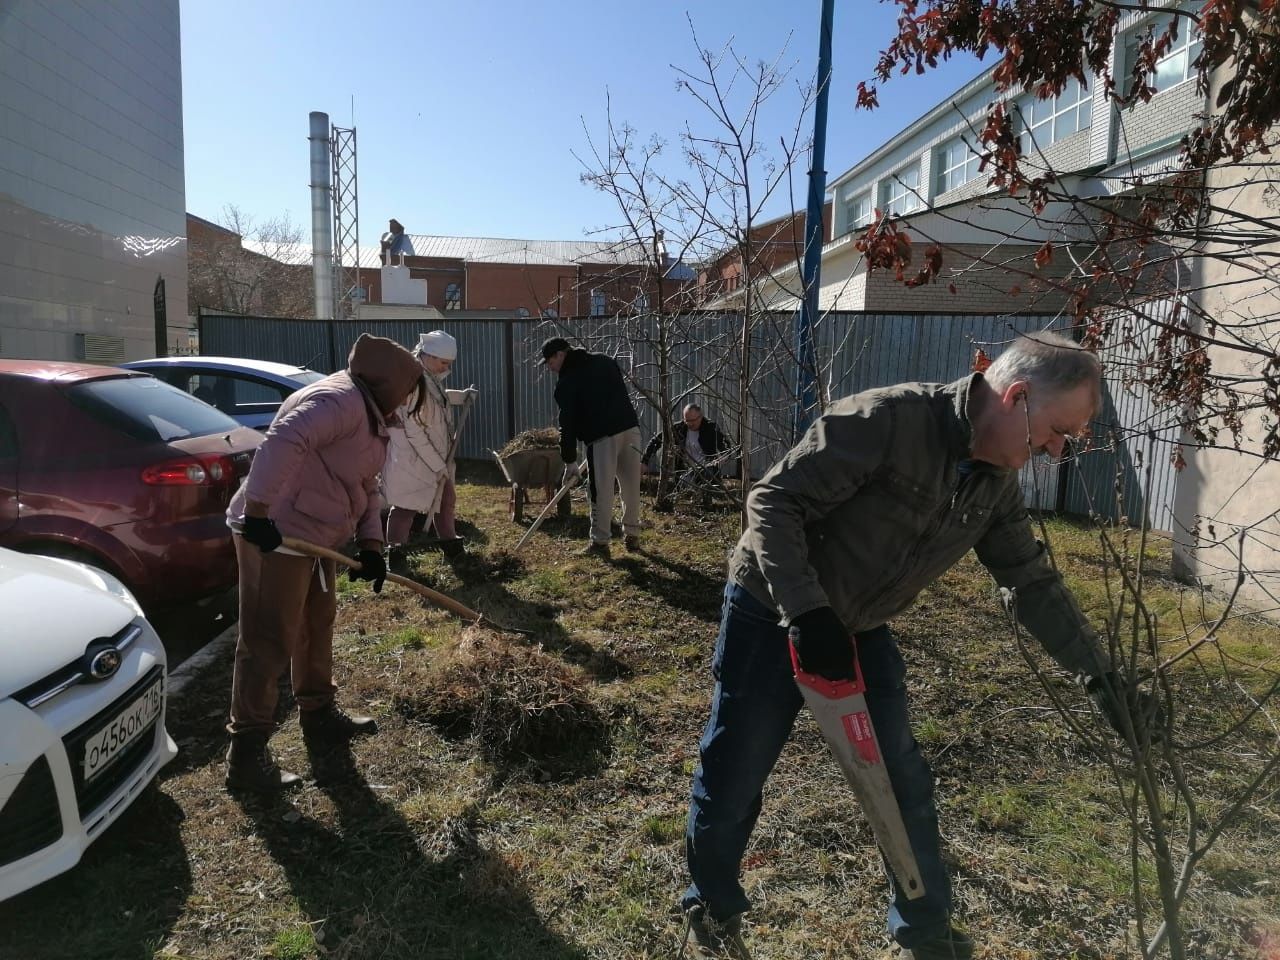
[1086,671,1165,745]
[562,461,582,485]
[347,548,387,594]
[788,606,855,681]
[240,515,282,553]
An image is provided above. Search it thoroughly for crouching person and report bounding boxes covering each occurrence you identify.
[225,333,425,792]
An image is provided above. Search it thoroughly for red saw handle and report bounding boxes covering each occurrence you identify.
[788,628,879,765]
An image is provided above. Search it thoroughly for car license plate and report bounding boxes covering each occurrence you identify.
[83,678,163,782]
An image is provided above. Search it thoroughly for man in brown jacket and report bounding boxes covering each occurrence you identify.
[680,332,1158,959]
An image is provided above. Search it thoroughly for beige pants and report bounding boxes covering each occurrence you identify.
[228,535,338,736]
[585,426,643,544]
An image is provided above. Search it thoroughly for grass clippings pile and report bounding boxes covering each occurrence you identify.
[498,426,560,458]
[396,636,609,776]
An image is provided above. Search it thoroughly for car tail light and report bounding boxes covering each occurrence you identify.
[141,454,238,486]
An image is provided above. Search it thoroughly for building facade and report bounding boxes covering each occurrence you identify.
[0,0,187,362]
[741,3,1210,315]
[357,230,692,319]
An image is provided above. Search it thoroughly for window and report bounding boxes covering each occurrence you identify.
[67,377,239,443]
[590,289,606,317]
[444,282,461,310]
[1151,7,1202,91]
[1017,76,1092,153]
[542,307,558,319]
[936,137,982,194]
[843,188,873,231]
[516,307,530,318]
[879,163,921,216]
[634,291,650,313]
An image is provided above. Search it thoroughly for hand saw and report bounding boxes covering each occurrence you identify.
[788,629,926,900]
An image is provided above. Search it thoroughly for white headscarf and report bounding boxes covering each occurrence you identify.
[416,330,457,360]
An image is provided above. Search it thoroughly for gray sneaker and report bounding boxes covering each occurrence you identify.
[905,927,974,960]
[685,905,752,959]
[575,541,611,559]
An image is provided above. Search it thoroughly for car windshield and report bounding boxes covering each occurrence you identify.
[65,375,241,442]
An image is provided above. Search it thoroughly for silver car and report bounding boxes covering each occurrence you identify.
[122,356,325,430]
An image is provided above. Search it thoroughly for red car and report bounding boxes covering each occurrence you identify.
[0,360,262,608]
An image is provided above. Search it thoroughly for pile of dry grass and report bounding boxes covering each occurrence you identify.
[497,427,560,458]
[396,637,608,773]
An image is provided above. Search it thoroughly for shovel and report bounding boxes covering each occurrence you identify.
[280,536,532,635]
[429,385,477,517]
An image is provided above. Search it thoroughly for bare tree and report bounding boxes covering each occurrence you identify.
[575,19,819,526]
[854,4,1280,957]
[188,204,312,319]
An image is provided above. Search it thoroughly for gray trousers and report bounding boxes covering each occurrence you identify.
[584,426,642,544]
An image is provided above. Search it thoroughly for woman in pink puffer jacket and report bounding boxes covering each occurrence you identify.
[224,333,424,793]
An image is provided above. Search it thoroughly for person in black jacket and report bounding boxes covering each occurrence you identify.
[542,336,642,557]
[642,404,732,476]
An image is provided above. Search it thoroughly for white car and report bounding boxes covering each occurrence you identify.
[0,548,178,901]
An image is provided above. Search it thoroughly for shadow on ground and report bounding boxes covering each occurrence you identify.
[232,741,590,959]
[0,788,191,960]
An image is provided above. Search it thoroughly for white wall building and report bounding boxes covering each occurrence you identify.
[0,0,186,363]
[744,3,1210,315]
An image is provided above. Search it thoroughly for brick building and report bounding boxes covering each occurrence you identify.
[693,203,832,306]
[358,231,694,318]
[187,213,311,319]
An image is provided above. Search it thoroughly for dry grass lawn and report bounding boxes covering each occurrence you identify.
[2,462,1278,960]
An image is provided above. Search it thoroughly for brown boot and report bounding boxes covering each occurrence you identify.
[225,733,301,793]
[300,704,378,743]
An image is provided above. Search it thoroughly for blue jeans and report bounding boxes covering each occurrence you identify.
[682,582,953,948]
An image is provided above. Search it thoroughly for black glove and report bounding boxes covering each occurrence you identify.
[240,515,282,553]
[347,548,387,593]
[1087,672,1165,744]
[788,606,855,681]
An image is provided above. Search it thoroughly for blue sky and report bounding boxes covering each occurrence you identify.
[180,0,987,245]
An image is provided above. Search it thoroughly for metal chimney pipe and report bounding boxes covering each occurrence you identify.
[309,112,335,324]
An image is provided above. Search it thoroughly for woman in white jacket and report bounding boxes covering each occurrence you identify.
[383,330,476,556]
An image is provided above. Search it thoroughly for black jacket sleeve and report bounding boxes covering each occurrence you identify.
[642,427,664,464]
[555,378,578,463]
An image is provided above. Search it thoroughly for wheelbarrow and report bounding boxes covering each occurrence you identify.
[492,446,571,523]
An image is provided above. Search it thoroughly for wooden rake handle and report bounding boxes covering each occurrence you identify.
[281,536,483,624]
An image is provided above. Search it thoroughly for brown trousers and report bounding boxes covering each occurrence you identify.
[228,535,338,736]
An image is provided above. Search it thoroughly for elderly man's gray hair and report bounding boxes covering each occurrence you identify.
[985,331,1101,405]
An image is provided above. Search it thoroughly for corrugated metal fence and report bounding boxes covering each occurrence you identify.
[199,309,1179,529]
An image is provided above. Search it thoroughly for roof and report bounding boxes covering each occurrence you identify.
[0,360,137,383]
[360,234,651,269]
[122,356,320,377]
[245,232,662,270]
